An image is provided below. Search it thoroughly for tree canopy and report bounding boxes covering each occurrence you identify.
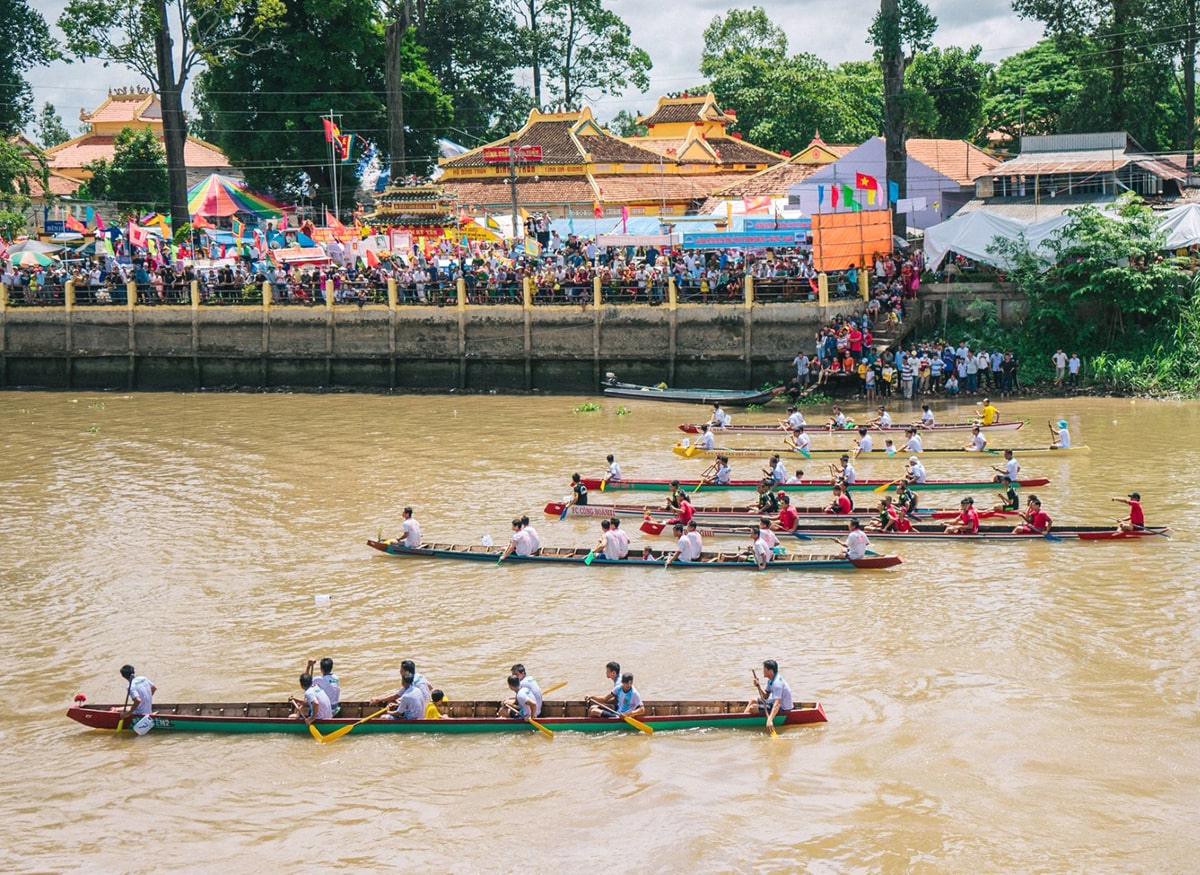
[34,103,72,149]
[0,0,56,134]
[78,127,169,214]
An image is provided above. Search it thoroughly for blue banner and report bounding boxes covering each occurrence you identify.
[743,218,811,232]
[681,231,804,250]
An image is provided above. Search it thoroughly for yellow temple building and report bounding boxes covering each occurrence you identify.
[438,93,782,218]
[45,88,231,187]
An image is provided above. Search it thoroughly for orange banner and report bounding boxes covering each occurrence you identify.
[811,210,894,272]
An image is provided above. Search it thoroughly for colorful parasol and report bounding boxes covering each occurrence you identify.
[187,173,285,219]
[10,251,58,267]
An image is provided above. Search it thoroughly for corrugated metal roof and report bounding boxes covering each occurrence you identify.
[956,195,1116,221]
[1019,132,1133,153]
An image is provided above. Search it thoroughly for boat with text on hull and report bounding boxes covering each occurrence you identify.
[580,477,1051,494]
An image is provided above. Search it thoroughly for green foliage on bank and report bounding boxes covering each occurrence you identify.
[920,193,1200,397]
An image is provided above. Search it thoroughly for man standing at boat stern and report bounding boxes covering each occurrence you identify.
[745,660,793,730]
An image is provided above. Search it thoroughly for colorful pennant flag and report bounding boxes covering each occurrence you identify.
[65,213,86,233]
[485,214,501,232]
[742,195,772,214]
[336,134,353,162]
[593,200,603,219]
[621,204,629,233]
[523,237,542,257]
[888,181,900,203]
[323,118,340,143]
[831,186,839,208]
[95,212,105,232]
[867,189,877,206]
[192,213,212,230]
[231,217,245,239]
[325,209,346,230]
[818,185,825,207]
[855,172,878,191]
[85,206,95,226]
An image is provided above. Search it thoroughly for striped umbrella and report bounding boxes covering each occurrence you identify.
[10,251,57,268]
[187,173,285,219]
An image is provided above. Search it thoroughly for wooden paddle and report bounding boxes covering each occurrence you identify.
[540,681,567,696]
[592,701,654,735]
[874,476,904,493]
[1112,519,1172,538]
[114,684,132,733]
[502,701,553,737]
[752,669,778,737]
[559,502,571,521]
[319,707,388,743]
[691,463,716,495]
[583,549,596,565]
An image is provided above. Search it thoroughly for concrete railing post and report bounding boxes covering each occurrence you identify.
[388,278,398,309]
[126,281,137,309]
[593,276,602,307]
[65,279,75,311]
[818,273,829,307]
[0,282,8,310]
[744,274,754,308]
[263,281,273,307]
[668,276,677,310]
[190,280,200,308]
[859,265,870,301]
[522,276,533,310]
[456,277,467,310]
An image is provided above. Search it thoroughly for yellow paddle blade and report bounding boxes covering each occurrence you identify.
[320,707,388,743]
[308,721,324,741]
[623,715,654,735]
[528,717,554,738]
[541,681,567,695]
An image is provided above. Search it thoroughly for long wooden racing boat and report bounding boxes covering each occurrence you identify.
[580,476,1051,493]
[679,419,1026,434]
[67,698,828,735]
[602,379,783,407]
[673,443,1089,460]
[543,501,1023,523]
[367,539,901,570]
[638,519,1171,542]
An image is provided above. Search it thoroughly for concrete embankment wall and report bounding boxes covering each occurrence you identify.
[0,301,863,392]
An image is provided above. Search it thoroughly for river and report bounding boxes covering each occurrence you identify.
[1,391,1196,873]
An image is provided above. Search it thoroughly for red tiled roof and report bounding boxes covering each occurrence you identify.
[593,173,751,203]
[446,177,600,208]
[83,93,161,125]
[46,133,230,171]
[27,170,82,198]
[705,136,781,164]
[905,139,999,185]
[576,132,665,164]
[442,121,586,169]
[637,96,731,127]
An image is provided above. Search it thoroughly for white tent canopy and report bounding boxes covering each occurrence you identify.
[1157,203,1200,249]
[924,211,1073,271]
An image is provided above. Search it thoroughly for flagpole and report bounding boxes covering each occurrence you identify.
[329,108,340,222]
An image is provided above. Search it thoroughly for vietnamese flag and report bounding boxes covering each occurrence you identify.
[855,172,878,191]
[593,200,603,218]
[65,213,86,233]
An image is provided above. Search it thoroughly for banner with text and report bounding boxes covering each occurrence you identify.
[681,231,804,250]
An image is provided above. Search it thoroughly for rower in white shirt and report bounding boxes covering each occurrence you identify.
[918,405,935,427]
[786,426,811,454]
[783,407,806,431]
[963,426,988,452]
[905,457,927,484]
[697,424,715,450]
[900,429,924,453]
[1049,419,1072,449]
[854,426,874,456]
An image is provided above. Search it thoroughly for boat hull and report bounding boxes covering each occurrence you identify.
[68,700,828,735]
[603,382,782,406]
[543,501,1022,522]
[637,520,1171,542]
[581,477,1051,493]
[679,420,1026,434]
[367,540,901,570]
[673,444,1089,460]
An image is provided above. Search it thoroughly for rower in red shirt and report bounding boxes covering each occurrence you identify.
[1013,495,1052,534]
[1112,492,1144,532]
[826,483,852,515]
[776,494,800,532]
[667,496,695,527]
[943,496,981,534]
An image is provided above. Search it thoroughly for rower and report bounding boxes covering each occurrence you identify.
[883,439,897,456]
[976,397,999,426]
[511,664,543,715]
[667,495,695,527]
[393,506,421,548]
[784,468,806,484]
[900,428,923,454]
[830,453,856,485]
[685,521,704,558]
[905,456,927,484]
[825,405,848,429]
[290,673,332,724]
[757,479,781,514]
[963,425,988,452]
[498,517,535,562]
[1112,492,1145,533]
[663,523,698,567]
[917,404,935,428]
[568,472,588,507]
[602,454,622,487]
[748,528,773,570]
[991,449,1019,483]
[866,405,892,428]
[867,496,898,532]
[306,657,340,716]
[776,493,799,532]
[895,482,919,516]
[609,518,630,558]
[757,516,780,555]
[781,405,805,431]
[1013,495,1052,535]
[499,673,540,719]
[744,659,793,731]
[943,496,980,534]
[764,454,787,485]
[1049,419,1071,449]
[827,483,852,515]
[585,662,621,717]
[664,480,683,511]
[370,671,423,720]
[836,518,871,559]
[705,455,731,485]
[696,423,715,450]
[709,402,730,429]
[593,519,623,560]
[854,426,874,457]
[992,475,1020,512]
[786,426,812,454]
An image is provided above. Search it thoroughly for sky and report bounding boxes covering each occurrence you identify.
[27,0,1047,139]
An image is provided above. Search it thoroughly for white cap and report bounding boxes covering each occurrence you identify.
[909,456,919,462]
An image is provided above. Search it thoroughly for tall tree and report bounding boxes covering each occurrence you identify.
[904,46,992,140]
[412,0,523,143]
[0,0,55,134]
[59,0,283,230]
[700,7,788,78]
[511,0,552,106]
[0,140,48,237]
[382,0,414,171]
[35,103,72,148]
[78,127,170,214]
[980,40,1084,141]
[870,0,937,237]
[540,0,651,107]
